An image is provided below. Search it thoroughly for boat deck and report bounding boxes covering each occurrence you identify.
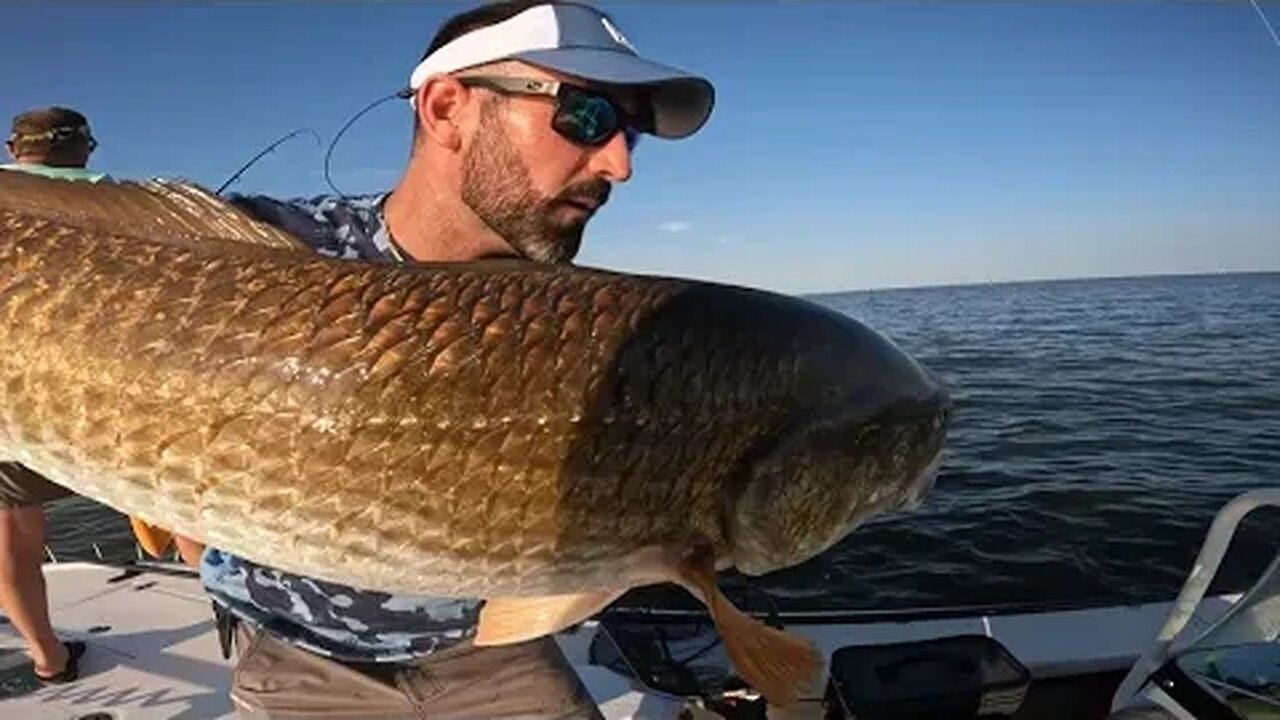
[0,562,233,719]
[1,562,1237,719]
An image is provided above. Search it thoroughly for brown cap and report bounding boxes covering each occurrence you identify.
[8,106,96,149]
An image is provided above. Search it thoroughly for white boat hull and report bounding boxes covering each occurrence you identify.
[0,561,1242,719]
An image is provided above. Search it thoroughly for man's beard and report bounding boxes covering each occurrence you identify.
[460,100,610,264]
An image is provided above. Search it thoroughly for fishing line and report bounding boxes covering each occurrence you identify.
[215,128,322,196]
[323,87,413,199]
[1249,0,1280,49]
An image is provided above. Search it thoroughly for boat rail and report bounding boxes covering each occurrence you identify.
[1111,487,1280,712]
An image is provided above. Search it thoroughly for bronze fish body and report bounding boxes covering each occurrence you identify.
[0,171,950,704]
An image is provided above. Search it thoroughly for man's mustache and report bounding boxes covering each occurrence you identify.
[554,179,611,208]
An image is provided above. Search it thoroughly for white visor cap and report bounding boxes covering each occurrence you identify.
[408,2,714,139]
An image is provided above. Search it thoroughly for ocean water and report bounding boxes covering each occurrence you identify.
[43,272,1280,613]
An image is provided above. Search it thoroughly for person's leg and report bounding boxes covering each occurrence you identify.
[0,504,69,676]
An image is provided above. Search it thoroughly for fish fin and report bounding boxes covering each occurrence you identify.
[129,516,175,559]
[674,551,821,708]
[474,589,626,646]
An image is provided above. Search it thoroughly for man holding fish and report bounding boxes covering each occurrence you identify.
[0,1,950,717]
[203,1,718,717]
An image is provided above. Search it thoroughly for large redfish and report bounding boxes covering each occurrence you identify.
[0,171,949,705]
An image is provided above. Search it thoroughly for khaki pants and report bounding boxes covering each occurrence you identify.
[229,625,605,720]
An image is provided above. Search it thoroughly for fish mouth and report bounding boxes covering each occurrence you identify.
[899,444,943,513]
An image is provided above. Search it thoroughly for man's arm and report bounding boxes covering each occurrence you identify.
[227,192,392,261]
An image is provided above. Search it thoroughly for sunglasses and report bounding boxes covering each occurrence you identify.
[457,75,644,151]
[7,125,97,153]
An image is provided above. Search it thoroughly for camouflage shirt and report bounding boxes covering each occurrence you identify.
[199,191,482,663]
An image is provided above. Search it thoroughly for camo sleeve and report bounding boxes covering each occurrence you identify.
[226,192,397,261]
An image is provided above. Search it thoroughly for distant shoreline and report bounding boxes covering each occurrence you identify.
[804,268,1280,298]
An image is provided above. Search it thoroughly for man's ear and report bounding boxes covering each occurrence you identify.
[4,141,16,162]
[415,77,468,153]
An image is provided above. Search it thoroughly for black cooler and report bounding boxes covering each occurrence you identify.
[823,634,1032,720]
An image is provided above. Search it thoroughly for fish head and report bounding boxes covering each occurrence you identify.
[726,312,952,577]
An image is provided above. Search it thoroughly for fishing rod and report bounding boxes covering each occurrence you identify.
[214,85,407,199]
[1248,0,1280,49]
[323,87,412,199]
[215,127,322,196]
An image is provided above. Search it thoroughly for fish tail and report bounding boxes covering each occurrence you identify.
[674,549,821,707]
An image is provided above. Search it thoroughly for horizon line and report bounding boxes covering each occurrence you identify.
[800,267,1280,298]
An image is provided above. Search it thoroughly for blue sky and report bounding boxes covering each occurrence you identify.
[3,2,1277,294]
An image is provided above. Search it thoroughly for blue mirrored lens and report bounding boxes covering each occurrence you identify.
[554,91,618,146]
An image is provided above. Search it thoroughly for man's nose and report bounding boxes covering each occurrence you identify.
[588,130,633,183]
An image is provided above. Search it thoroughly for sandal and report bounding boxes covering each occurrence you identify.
[34,640,86,684]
